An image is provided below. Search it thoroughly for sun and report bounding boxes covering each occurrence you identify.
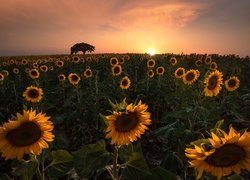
[148,49,155,56]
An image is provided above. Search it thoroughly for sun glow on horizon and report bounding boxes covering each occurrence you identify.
[148,49,156,56]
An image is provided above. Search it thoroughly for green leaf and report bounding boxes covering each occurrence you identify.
[122,152,150,180]
[222,174,245,180]
[50,150,73,166]
[142,167,177,180]
[11,159,39,180]
[72,140,112,178]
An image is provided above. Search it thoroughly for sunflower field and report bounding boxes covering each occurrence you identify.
[0,53,250,180]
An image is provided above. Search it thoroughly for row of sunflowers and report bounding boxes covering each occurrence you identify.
[0,53,249,179]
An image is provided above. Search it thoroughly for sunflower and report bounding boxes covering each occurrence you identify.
[29,69,40,79]
[33,63,39,69]
[25,68,30,73]
[68,73,80,85]
[55,60,64,67]
[119,58,125,65]
[21,59,28,65]
[64,56,70,61]
[210,62,218,70]
[120,76,131,89]
[185,127,250,179]
[0,73,4,81]
[86,57,92,62]
[204,70,223,97]
[13,68,19,74]
[147,59,155,68]
[23,86,43,102]
[110,57,119,66]
[112,65,122,76]
[58,74,66,81]
[84,69,93,78]
[105,101,151,145]
[174,67,185,78]
[124,55,130,61]
[147,70,154,78]
[195,59,203,67]
[0,109,54,160]
[86,65,90,69]
[156,66,165,76]
[72,56,80,63]
[205,56,212,64]
[225,76,240,92]
[40,65,48,72]
[170,57,177,66]
[183,69,199,85]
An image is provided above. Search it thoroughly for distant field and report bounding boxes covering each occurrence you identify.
[0,54,249,179]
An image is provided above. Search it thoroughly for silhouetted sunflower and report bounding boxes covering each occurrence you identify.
[147,59,155,68]
[23,86,43,102]
[112,65,122,76]
[147,69,154,78]
[204,70,223,97]
[120,76,131,89]
[84,69,93,78]
[156,66,165,76]
[105,101,151,145]
[110,57,119,66]
[170,57,177,66]
[185,127,250,179]
[29,69,40,79]
[174,67,185,78]
[68,73,80,85]
[225,76,240,91]
[0,109,54,160]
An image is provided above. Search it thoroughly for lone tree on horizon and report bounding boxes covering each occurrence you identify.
[70,42,95,55]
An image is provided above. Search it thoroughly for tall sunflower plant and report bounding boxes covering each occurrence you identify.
[100,98,152,180]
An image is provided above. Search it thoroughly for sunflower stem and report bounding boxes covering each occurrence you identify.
[113,146,119,180]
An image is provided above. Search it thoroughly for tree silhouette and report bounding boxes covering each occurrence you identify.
[70,42,95,55]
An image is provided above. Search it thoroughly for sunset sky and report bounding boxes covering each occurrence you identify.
[0,0,249,56]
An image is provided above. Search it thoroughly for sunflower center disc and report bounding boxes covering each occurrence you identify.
[186,73,195,81]
[122,79,128,86]
[6,122,42,146]
[228,79,236,87]
[72,75,78,81]
[205,144,245,167]
[114,67,120,74]
[177,70,183,76]
[115,112,139,132]
[31,71,38,76]
[28,89,39,98]
[208,75,218,90]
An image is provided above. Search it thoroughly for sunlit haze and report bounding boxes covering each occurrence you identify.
[0,0,249,56]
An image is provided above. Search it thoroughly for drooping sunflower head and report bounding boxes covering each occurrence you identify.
[0,109,54,160]
[29,69,40,79]
[58,74,66,81]
[110,57,119,66]
[120,76,131,89]
[105,100,151,145]
[147,69,154,78]
[84,69,93,78]
[195,59,203,67]
[156,66,165,76]
[225,76,240,92]
[170,57,177,66]
[185,127,250,179]
[205,56,212,64]
[68,73,81,85]
[13,68,19,74]
[183,69,199,85]
[40,65,48,72]
[55,60,64,67]
[204,70,223,97]
[147,59,156,68]
[210,62,218,70]
[23,86,43,103]
[112,65,122,76]
[174,67,185,78]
